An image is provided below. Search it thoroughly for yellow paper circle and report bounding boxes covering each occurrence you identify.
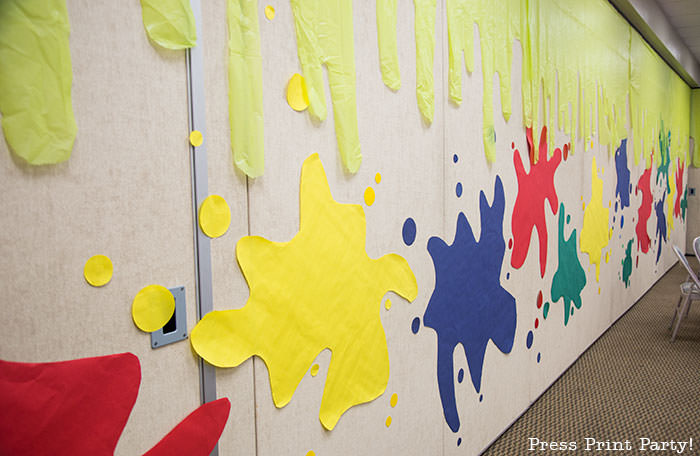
[132,285,175,333]
[265,5,275,20]
[364,187,375,206]
[375,173,382,184]
[286,73,309,111]
[199,195,231,238]
[385,416,392,427]
[384,299,392,310]
[310,364,320,376]
[84,254,113,287]
[390,393,398,408]
[189,130,203,147]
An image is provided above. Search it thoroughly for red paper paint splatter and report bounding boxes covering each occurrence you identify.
[674,159,684,218]
[510,127,562,277]
[536,291,542,308]
[635,167,653,254]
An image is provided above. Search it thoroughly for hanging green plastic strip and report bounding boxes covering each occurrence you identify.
[414,0,436,124]
[377,0,400,91]
[290,0,362,173]
[0,0,76,165]
[140,0,197,49]
[228,0,265,178]
[692,90,700,167]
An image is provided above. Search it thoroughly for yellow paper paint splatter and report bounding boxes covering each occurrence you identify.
[605,251,609,263]
[580,157,610,282]
[190,154,417,430]
[189,130,203,147]
[306,451,315,456]
[414,0,436,124]
[310,364,319,377]
[84,255,113,287]
[140,0,197,49]
[132,285,175,332]
[377,0,400,91]
[264,5,275,20]
[290,0,362,173]
[385,416,392,427]
[228,0,265,178]
[375,173,382,184]
[364,187,376,206]
[199,195,231,238]
[0,0,76,165]
[384,299,392,310]
[390,393,398,407]
[286,74,309,112]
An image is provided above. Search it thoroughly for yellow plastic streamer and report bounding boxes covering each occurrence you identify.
[290,0,362,173]
[691,90,700,167]
[228,0,265,178]
[0,0,76,165]
[414,0,436,124]
[140,0,197,49]
[377,0,401,91]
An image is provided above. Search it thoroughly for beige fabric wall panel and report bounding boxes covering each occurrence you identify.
[0,2,201,455]
[200,1,258,455]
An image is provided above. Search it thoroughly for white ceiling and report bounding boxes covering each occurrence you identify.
[656,0,700,65]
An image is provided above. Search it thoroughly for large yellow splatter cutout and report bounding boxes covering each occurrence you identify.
[191,153,417,430]
[580,157,610,282]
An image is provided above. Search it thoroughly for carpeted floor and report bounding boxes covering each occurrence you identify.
[483,261,700,455]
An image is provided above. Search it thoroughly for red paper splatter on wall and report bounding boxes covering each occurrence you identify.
[635,167,653,254]
[0,353,230,456]
[674,159,684,218]
[510,127,562,277]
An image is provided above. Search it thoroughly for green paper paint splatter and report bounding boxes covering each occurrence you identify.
[551,203,587,326]
[542,302,549,319]
[621,239,633,287]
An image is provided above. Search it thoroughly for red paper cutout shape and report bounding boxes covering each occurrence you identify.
[510,127,562,277]
[635,167,653,254]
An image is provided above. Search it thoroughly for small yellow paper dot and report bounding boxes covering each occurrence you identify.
[199,195,231,238]
[582,201,585,211]
[189,130,203,147]
[264,5,275,20]
[132,285,175,332]
[385,416,392,427]
[84,254,113,287]
[364,187,375,206]
[375,173,382,184]
[286,74,309,111]
[605,251,610,263]
[306,452,315,456]
[384,299,392,310]
[310,364,319,376]
[390,393,398,407]
[598,287,601,294]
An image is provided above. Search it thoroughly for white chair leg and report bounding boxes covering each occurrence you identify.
[672,295,691,342]
[670,295,683,330]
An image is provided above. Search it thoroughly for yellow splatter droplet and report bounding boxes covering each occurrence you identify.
[189,130,203,147]
[190,154,418,431]
[609,228,613,239]
[385,416,392,427]
[132,285,175,332]
[364,187,375,206]
[310,364,319,376]
[84,254,113,287]
[582,201,585,211]
[264,5,275,20]
[580,157,610,283]
[375,173,382,184]
[384,299,392,310]
[390,393,398,407]
[605,251,610,263]
[286,73,309,111]
[199,195,231,238]
[608,200,611,208]
[598,287,601,294]
[306,451,315,456]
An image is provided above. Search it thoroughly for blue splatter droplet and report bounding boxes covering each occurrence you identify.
[537,352,541,363]
[615,201,618,212]
[526,330,533,349]
[457,368,464,384]
[453,154,458,163]
[479,394,483,402]
[456,182,463,198]
[620,215,624,228]
[411,317,420,334]
[506,272,510,280]
[457,438,462,446]
[613,216,615,223]
[402,218,417,246]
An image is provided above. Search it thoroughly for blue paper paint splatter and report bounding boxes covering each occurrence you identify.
[655,193,667,263]
[411,317,420,334]
[457,368,464,383]
[453,154,459,163]
[403,218,417,246]
[526,330,533,349]
[456,182,463,197]
[423,176,516,433]
[614,139,631,210]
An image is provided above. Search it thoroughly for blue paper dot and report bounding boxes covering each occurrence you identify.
[457,368,464,384]
[453,154,458,163]
[402,218,416,246]
[506,272,510,280]
[620,215,624,228]
[457,438,462,447]
[456,182,463,198]
[526,330,533,349]
[537,352,541,363]
[613,216,616,223]
[615,201,618,212]
[479,394,483,402]
[411,317,420,334]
